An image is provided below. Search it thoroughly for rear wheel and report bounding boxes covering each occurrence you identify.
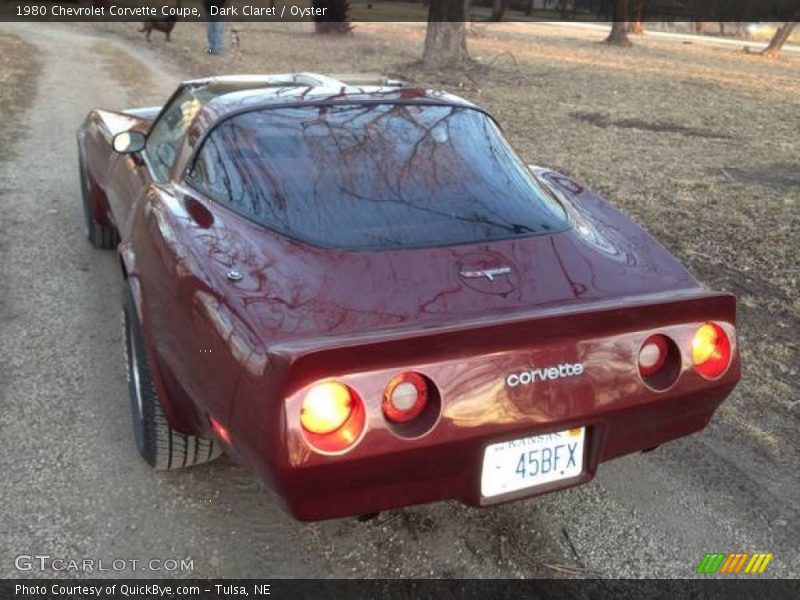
[79,149,119,249]
[123,288,222,469]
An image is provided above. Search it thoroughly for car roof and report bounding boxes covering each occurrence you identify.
[168,73,488,183]
[183,72,479,128]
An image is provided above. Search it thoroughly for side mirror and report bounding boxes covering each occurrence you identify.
[112,130,146,154]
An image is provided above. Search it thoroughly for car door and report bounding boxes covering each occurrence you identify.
[132,89,247,432]
[98,146,148,239]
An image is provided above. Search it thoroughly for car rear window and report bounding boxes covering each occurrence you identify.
[188,103,569,249]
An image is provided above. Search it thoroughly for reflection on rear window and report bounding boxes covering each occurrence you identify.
[189,103,569,249]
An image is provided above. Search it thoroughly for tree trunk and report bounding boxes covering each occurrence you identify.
[605,0,631,47]
[423,0,469,67]
[312,0,352,34]
[489,0,507,21]
[524,0,534,15]
[628,0,643,34]
[761,22,797,59]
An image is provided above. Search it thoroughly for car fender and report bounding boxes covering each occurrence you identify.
[121,236,206,436]
[77,108,153,218]
[529,165,697,286]
[77,130,116,230]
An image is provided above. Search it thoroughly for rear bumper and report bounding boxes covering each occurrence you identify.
[270,382,734,521]
[222,291,740,521]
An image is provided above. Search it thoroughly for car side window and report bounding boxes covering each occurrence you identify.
[146,88,203,182]
[188,129,250,214]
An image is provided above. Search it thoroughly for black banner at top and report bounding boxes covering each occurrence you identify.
[2,0,800,23]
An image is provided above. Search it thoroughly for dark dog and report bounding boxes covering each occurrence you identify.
[139,18,177,42]
[139,1,180,42]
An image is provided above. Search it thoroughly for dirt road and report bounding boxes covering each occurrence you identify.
[0,23,797,579]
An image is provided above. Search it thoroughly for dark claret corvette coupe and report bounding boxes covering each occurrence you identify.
[78,73,740,521]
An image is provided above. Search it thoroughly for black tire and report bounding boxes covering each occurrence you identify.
[78,148,120,249]
[123,288,222,470]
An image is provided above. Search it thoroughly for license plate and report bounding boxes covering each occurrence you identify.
[481,427,586,498]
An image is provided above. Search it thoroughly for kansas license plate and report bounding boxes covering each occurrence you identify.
[481,427,586,498]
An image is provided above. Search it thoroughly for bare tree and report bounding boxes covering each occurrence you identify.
[761,22,798,59]
[311,0,352,34]
[524,0,534,15]
[605,0,632,46]
[489,0,507,22]
[628,0,644,35]
[423,0,469,66]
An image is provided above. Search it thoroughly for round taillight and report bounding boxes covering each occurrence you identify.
[638,334,669,377]
[300,381,353,434]
[692,322,731,379]
[638,334,681,391]
[383,373,428,422]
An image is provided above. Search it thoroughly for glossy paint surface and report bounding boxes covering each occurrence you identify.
[78,83,740,520]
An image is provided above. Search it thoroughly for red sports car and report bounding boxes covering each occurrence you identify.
[78,74,740,521]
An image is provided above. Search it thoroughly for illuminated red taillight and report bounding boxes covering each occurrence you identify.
[299,381,365,453]
[209,416,231,445]
[383,372,428,422]
[638,334,669,377]
[692,322,731,379]
[300,382,353,434]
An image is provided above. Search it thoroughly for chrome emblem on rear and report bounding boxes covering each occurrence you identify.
[506,363,585,388]
[459,266,512,282]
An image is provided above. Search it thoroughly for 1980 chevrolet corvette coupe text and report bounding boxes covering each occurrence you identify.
[78,73,740,521]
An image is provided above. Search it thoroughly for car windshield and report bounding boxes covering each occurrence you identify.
[189,103,569,249]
